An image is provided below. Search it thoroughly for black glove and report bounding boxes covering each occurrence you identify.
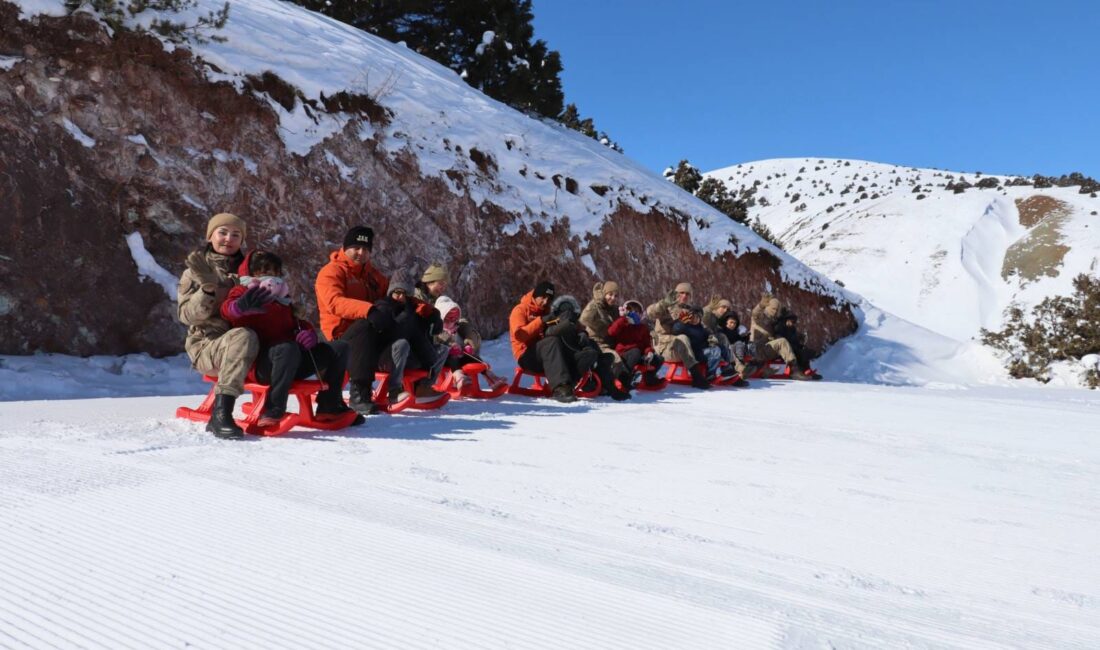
[233,285,274,314]
[644,351,656,366]
[367,301,395,332]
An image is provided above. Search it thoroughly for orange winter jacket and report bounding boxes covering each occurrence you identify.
[509,291,549,360]
[315,249,389,340]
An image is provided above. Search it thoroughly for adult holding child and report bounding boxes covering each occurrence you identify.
[647,282,710,389]
[177,212,269,439]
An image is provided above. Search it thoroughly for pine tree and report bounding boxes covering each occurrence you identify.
[65,0,229,43]
[670,160,702,194]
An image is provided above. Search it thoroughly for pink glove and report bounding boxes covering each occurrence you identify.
[464,344,474,355]
[295,329,318,350]
[448,344,463,358]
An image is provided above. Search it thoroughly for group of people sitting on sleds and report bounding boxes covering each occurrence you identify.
[178,214,821,439]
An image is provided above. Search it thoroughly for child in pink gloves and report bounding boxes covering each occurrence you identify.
[221,250,359,427]
[434,296,507,392]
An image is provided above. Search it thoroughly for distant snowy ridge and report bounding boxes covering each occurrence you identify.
[705,158,1100,343]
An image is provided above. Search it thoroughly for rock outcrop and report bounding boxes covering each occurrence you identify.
[0,3,856,357]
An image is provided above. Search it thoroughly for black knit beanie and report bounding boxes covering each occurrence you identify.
[343,226,374,251]
[533,281,555,300]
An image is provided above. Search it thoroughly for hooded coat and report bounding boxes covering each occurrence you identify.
[177,245,245,362]
[579,282,621,359]
[646,290,693,356]
[314,249,389,341]
[508,291,549,360]
[220,252,314,348]
[750,294,783,343]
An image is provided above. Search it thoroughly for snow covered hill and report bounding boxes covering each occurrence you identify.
[705,159,1100,343]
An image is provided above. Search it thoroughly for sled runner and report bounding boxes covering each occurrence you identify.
[434,362,508,399]
[372,368,451,414]
[742,358,820,380]
[507,368,602,398]
[177,375,359,436]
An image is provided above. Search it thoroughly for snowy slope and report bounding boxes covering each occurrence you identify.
[705,158,1100,341]
[13,0,839,303]
[1,346,1098,648]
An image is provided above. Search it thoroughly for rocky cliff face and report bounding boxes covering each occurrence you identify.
[0,3,857,357]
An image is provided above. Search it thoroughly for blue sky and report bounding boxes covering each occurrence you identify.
[531,1,1099,178]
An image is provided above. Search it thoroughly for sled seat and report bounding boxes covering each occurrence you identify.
[372,368,450,414]
[662,361,697,386]
[176,375,359,436]
[508,368,602,399]
[662,361,741,387]
[434,362,508,400]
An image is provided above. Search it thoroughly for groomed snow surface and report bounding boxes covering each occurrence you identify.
[2,339,1098,648]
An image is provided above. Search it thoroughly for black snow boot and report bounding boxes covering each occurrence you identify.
[552,384,578,403]
[206,394,245,439]
[348,381,380,416]
[689,363,711,390]
[643,369,661,386]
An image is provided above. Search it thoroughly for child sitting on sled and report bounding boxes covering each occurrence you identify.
[433,296,508,392]
[672,306,737,381]
[221,250,361,427]
[607,299,665,387]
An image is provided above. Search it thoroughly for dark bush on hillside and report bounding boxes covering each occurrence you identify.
[976,177,1000,189]
[982,273,1100,387]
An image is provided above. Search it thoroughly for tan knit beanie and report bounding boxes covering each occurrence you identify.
[602,280,620,294]
[206,212,248,240]
[421,263,449,284]
[674,282,693,294]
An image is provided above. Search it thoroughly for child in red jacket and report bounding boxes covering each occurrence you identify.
[221,251,360,427]
[607,299,665,387]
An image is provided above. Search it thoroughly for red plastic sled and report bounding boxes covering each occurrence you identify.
[743,357,818,380]
[434,362,508,400]
[176,375,359,436]
[507,368,602,399]
[372,368,451,414]
[662,361,742,387]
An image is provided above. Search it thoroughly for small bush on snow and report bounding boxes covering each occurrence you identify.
[982,274,1100,387]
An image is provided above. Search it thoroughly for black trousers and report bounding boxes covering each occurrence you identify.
[620,348,664,373]
[254,341,345,415]
[341,309,438,387]
[517,336,598,389]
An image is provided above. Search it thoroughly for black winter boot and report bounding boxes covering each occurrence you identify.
[689,363,711,390]
[552,384,578,403]
[206,394,245,439]
[348,381,380,415]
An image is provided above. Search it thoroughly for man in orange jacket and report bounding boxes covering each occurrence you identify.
[315,226,444,414]
[509,281,598,403]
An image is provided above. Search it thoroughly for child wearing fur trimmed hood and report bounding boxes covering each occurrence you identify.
[607,299,665,386]
[434,296,507,391]
[221,250,359,427]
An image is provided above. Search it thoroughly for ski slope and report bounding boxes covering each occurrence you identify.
[2,340,1098,648]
